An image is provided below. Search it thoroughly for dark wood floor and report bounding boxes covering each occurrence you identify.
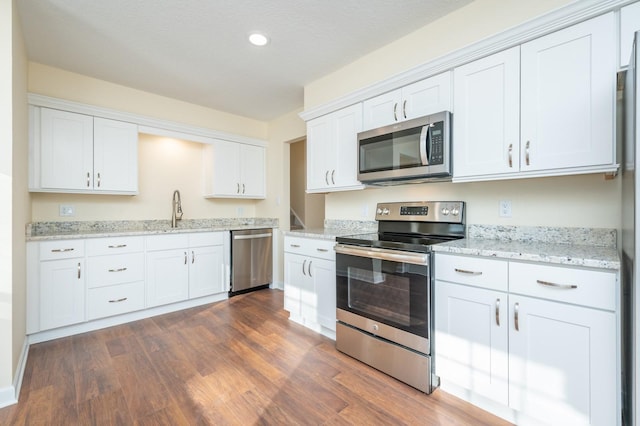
[0,289,511,425]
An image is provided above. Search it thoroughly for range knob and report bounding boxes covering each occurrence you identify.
[441,207,450,216]
[382,208,390,215]
[451,208,460,216]
[376,208,383,215]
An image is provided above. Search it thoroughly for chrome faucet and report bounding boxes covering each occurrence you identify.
[171,190,183,228]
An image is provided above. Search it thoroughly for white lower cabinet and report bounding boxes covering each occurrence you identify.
[283,235,336,335]
[145,232,227,308]
[435,253,619,426]
[27,231,230,336]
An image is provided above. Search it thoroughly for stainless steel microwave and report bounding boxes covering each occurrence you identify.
[357,111,451,185]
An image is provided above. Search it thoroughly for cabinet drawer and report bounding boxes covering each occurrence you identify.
[284,236,335,260]
[509,262,616,311]
[86,236,144,256]
[435,254,508,292]
[39,240,85,260]
[189,232,224,247]
[146,233,189,251]
[87,281,145,320]
[88,252,145,288]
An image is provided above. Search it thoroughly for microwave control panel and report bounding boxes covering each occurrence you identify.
[429,122,444,165]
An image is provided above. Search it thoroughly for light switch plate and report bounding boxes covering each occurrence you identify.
[59,205,75,217]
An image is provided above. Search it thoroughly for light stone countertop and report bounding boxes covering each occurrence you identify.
[283,222,620,271]
[26,218,279,241]
[432,238,620,270]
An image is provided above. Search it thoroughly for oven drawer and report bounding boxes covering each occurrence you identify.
[284,236,335,261]
[435,254,508,292]
[509,262,616,311]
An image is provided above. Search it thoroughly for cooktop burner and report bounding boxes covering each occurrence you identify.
[336,201,466,253]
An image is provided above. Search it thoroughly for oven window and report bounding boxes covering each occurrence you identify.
[337,254,429,337]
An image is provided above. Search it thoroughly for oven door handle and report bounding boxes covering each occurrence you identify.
[334,244,429,266]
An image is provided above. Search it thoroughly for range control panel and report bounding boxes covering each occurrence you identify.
[376,201,464,223]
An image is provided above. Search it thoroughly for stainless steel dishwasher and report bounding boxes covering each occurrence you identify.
[230,228,273,295]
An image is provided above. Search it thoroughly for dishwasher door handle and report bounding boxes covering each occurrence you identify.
[233,232,272,240]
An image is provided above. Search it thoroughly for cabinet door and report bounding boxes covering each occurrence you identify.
[310,258,336,331]
[306,114,332,191]
[240,144,266,198]
[508,295,617,425]
[284,252,306,318]
[146,249,189,307]
[621,2,640,68]
[40,108,94,190]
[520,13,614,172]
[189,245,226,298]
[93,117,138,193]
[209,140,242,196]
[362,89,402,130]
[331,103,362,189]
[39,258,85,330]
[453,47,520,178]
[402,72,452,121]
[434,281,508,405]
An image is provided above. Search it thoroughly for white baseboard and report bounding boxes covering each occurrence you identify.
[0,385,16,409]
[0,338,30,409]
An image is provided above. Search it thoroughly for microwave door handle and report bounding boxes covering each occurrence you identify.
[420,125,430,165]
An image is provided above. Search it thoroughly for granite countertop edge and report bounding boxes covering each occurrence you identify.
[432,239,620,270]
[26,219,279,241]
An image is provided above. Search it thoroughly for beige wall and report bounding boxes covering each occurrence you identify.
[290,141,306,221]
[304,0,621,231]
[12,0,28,387]
[0,0,14,390]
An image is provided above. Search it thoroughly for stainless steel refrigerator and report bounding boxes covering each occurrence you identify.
[622,30,640,426]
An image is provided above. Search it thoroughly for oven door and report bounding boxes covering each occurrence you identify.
[335,244,431,354]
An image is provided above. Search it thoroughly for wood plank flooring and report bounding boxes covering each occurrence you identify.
[0,289,512,425]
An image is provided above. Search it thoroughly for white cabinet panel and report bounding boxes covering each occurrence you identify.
[306,104,363,193]
[203,141,266,199]
[88,252,145,288]
[520,13,615,172]
[146,248,190,307]
[362,72,451,131]
[93,117,138,192]
[509,294,617,425]
[312,258,336,330]
[40,108,94,191]
[189,245,226,298]
[435,281,508,405]
[40,258,85,330]
[453,47,520,178]
[88,281,145,320]
[621,2,640,68]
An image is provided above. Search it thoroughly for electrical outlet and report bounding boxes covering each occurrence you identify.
[499,200,512,218]
[59,205,75,217]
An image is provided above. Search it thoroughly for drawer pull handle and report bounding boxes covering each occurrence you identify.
[51,248,74,253]
[316,248,328,252]
[108,244,127,248]
[108,267,127,273]
[108,297,128,303]
[454,268,482,276]
[495,298,500,327]
[290,244,301,248]
[514,302,520,331]
[536,279,577,289]
[77,262,81,279]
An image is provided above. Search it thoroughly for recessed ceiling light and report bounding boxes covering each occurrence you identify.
[248,32,269,46]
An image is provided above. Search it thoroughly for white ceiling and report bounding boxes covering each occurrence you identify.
[17,0,473,121]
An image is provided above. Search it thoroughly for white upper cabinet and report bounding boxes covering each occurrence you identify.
[520,13,615,172]
[362,72,452,131]
[203,140,266,199]
[453,47,520,178]
[620,1,640,68]
[31,107,138,194]
[306,103,363,193]
[453,13,616,181]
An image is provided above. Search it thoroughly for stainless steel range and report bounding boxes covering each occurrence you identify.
[334,201,465,393]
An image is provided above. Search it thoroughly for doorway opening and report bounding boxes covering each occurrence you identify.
[290,138,324,230]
